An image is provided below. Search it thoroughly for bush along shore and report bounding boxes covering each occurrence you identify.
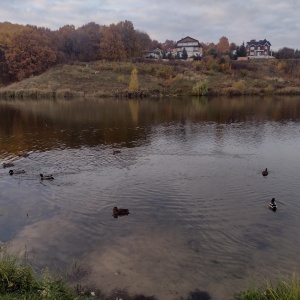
[0,243,299,300]
[1,59,300,99]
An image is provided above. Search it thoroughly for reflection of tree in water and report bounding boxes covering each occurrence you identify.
[1,96,300,155]
[76,287,211,300]
[76,287,159,300]
[181,289,211,300]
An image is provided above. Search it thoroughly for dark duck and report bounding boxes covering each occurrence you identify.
[113,149,121,155]
[40,174,54,180]
[269,198,277,211]
[262,168,269,176]
[112,206,130,218]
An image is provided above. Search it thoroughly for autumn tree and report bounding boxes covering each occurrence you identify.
[229,42,237,52]
[117,20,139,58]
[135,30,152,54]
[216,36,230,54]
[275,47,295,59]
[99,24,126,61]
[161,39,176,52]
[77,22,102,61]
[57,25,77,60]
[5,26,57,81]
[128,67,139,92]
[0,22,27,46]
[202,42,216,57]
[0,46,9,82]
[150,39,162,50]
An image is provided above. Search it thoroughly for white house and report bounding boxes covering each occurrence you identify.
[175,36,203,58]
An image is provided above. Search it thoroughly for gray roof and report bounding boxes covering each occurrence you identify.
[246,39,271,46]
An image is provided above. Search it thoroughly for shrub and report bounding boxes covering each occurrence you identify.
[240,70,247,78]
[191,79,208,96]
[117,75,126,83]
[277,61,287,71]
[264,84,274,94]
[232,80,247,93]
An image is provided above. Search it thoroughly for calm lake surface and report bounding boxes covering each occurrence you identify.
[1,96,300,299]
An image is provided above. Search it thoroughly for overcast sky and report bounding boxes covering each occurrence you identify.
[1,0,299,50]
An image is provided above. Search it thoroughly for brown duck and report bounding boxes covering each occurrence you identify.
[3,162,14,168]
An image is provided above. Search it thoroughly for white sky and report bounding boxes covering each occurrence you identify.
[1,0,299,50]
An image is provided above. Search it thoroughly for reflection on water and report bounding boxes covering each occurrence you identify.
[1,96,300,299]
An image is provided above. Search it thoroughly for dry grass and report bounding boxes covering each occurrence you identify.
[1,59,300,99]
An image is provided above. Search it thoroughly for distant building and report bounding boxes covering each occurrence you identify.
[246,39,273,58]
[143,48,163,59]
[175,36,203,58]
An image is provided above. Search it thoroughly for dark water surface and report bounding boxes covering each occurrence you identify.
[1,96,300,299]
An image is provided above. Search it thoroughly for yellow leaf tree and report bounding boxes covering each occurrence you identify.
[128,67,139,92]
[216,36,230,54]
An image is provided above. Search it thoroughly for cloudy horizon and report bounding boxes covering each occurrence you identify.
[1,0,300,51]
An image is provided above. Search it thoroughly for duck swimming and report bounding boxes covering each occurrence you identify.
[262,168,269,176]
[40,174,54,180]
[112,206,130,218]
[269,198,277,211]
[3,162,14,168]
[9,169,25,175]
[113,150,121,155]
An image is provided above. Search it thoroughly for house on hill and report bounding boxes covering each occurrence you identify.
[246,39,273,59]
[143,48,164,59]
[175,36,203,59]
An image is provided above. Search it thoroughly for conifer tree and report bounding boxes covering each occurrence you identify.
[182,47,188,60]
[237,42,246,57]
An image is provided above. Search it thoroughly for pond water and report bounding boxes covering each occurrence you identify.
[0,96,300,299]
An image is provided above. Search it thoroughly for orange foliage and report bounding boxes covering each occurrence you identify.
[5,27,57,81]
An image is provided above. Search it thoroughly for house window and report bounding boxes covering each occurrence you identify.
[250,46,254,50]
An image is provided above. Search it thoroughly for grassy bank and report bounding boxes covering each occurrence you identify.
[0,243,299,300]
[0,242,157,300]
[0,59,300,99]
[236,274,300,300]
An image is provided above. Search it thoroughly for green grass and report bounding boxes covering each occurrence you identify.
[0,243,74,300]
[237,274,300,300]
[1,241,299,300]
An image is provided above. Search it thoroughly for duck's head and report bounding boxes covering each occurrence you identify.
[9,170,13,175]
[271,198,275,203]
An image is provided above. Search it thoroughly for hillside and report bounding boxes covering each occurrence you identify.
[0,58,300,99]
